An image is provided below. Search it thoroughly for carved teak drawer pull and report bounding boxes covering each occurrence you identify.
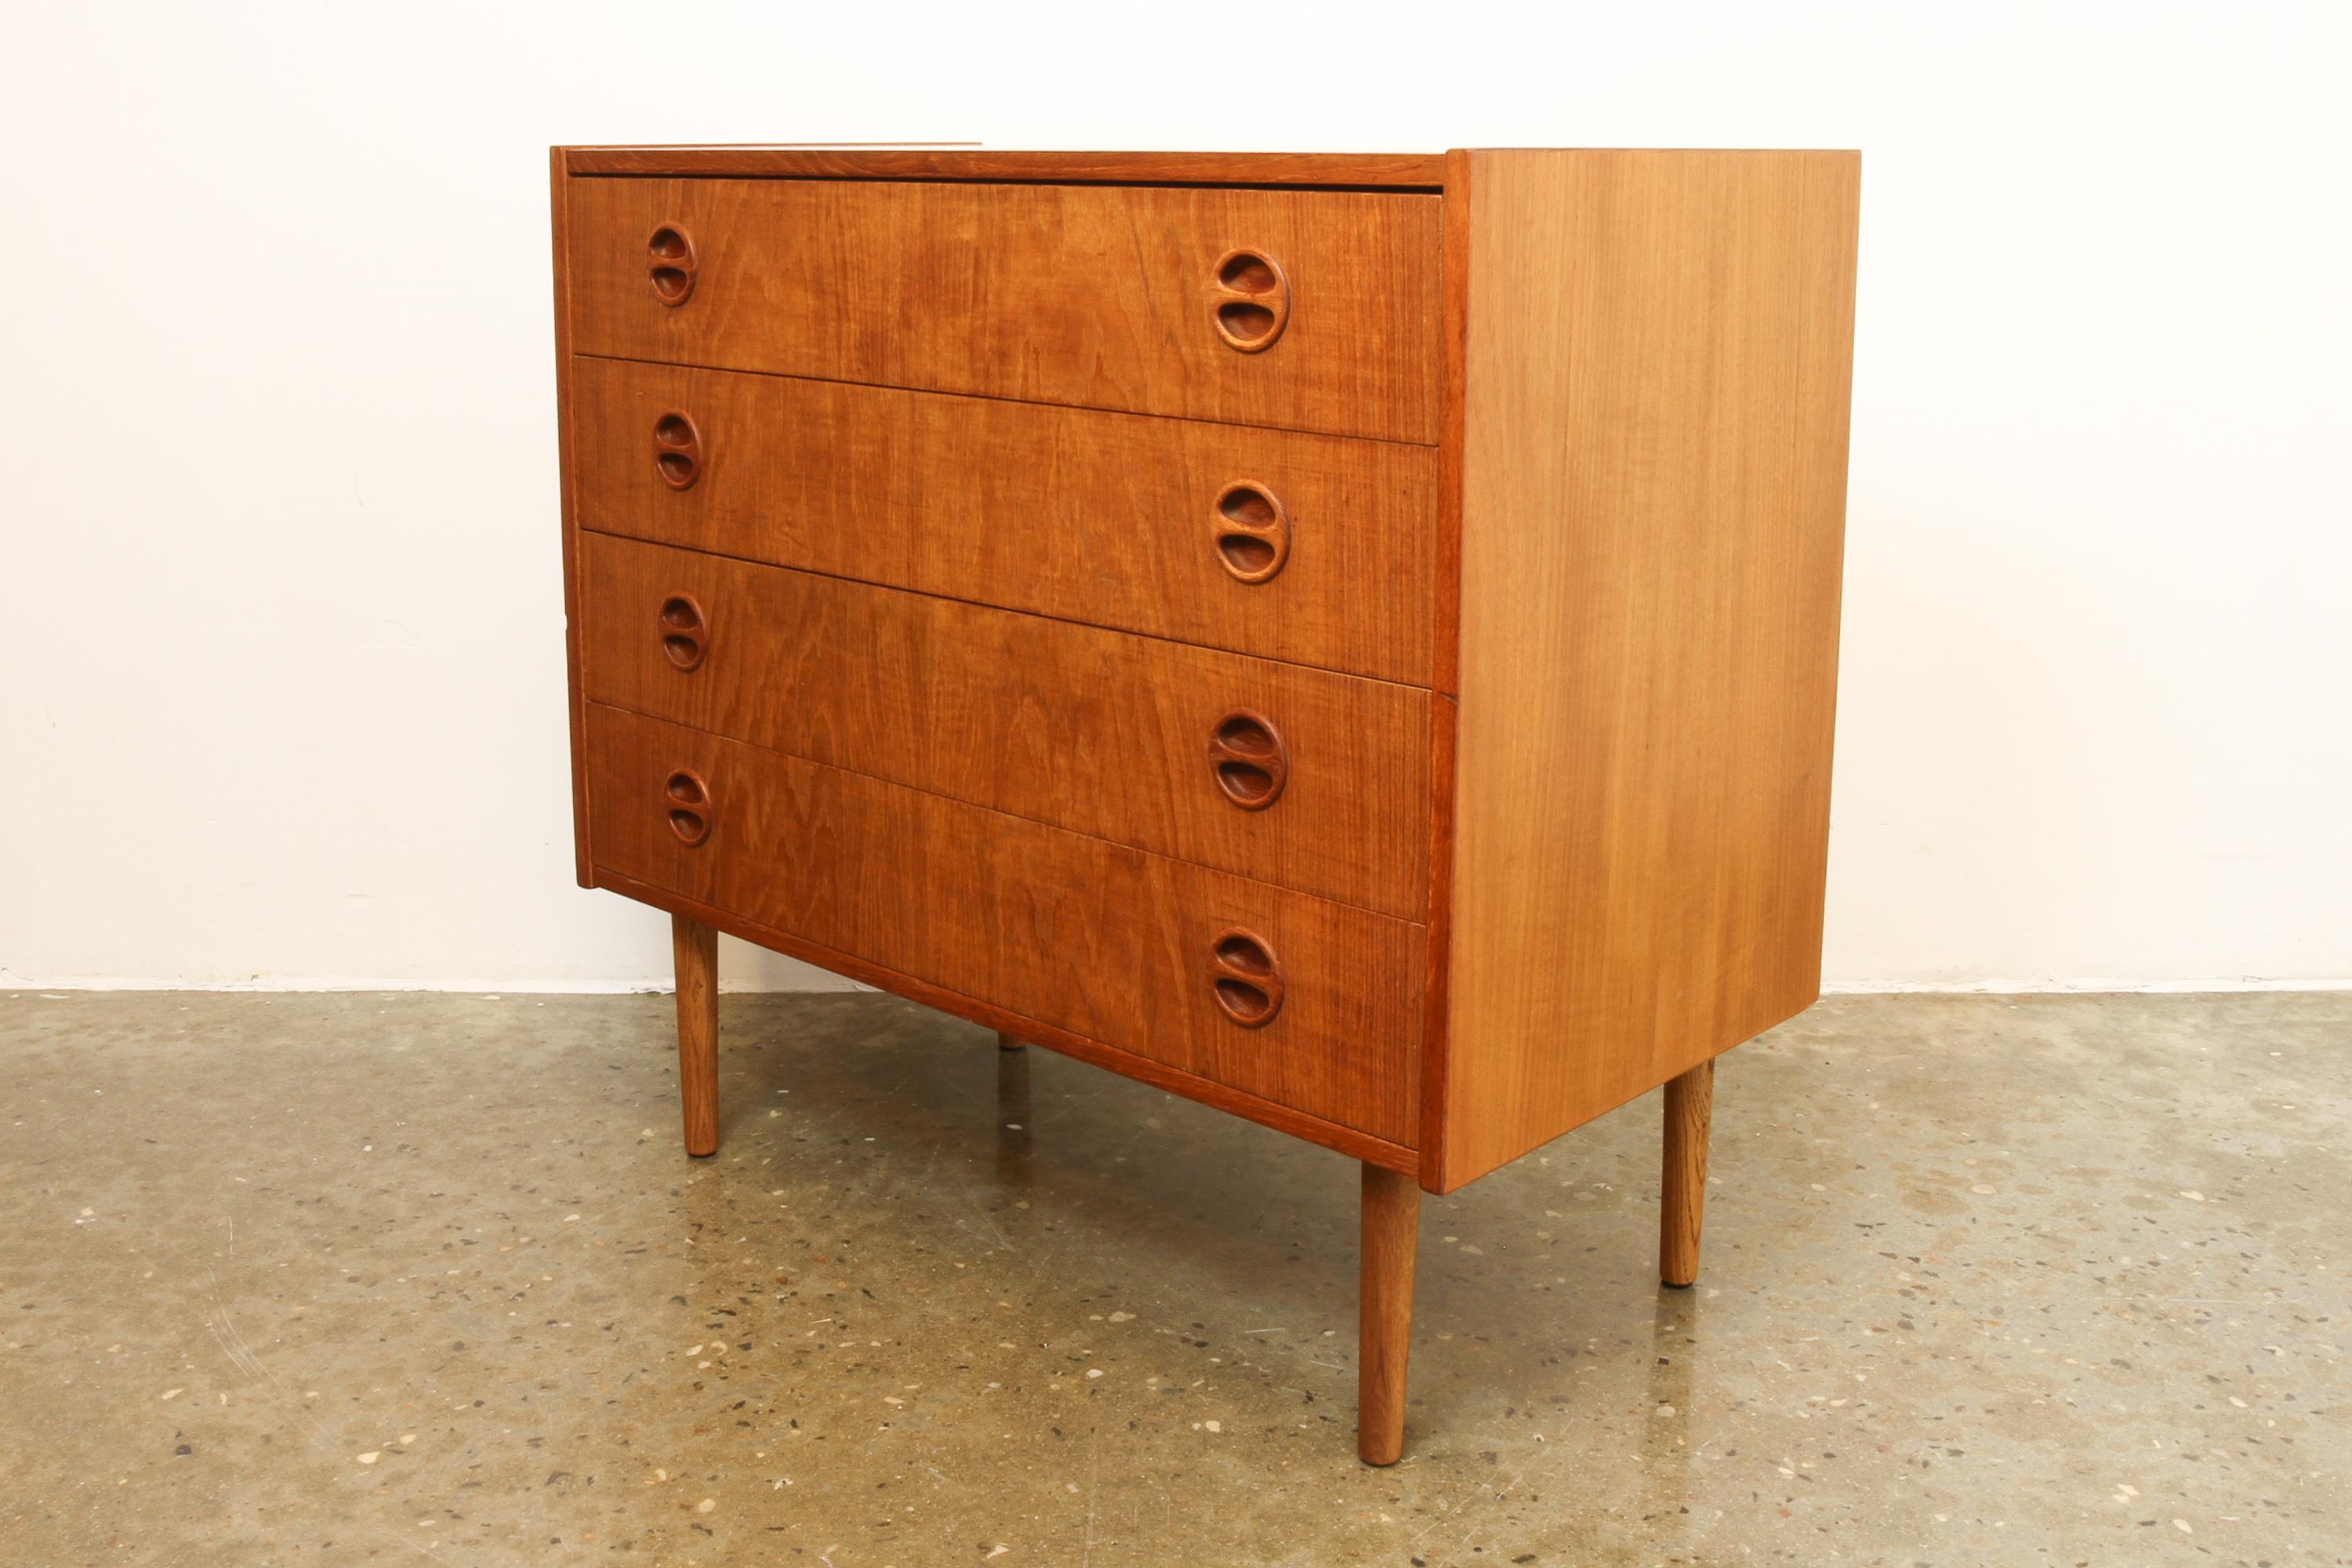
[664,768,713,847]
[1208,710,1287,810]
[652,410,702,490]
[1209,249,1289,352]
[648,223,698,305]
[657,593,708,672]
[1211,481,1290,583]
[1208,928,1285,1028]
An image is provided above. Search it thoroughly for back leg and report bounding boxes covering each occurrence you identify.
[1660,1059,1715,1287]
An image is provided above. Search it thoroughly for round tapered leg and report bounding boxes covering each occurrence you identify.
[671,914,719,1157]
[1359,1161,1421,1465]
[1661,1059,1715,1287]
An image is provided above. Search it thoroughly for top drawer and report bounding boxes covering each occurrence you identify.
[561,177,1443,445]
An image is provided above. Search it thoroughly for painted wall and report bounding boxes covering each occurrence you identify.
[4,2,2346,991]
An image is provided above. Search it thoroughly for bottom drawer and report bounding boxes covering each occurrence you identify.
[584,705,1422,1146]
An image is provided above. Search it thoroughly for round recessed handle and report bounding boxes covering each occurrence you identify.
[1209,248,1290,352]
[648,223,698,306]
[1211,481,1290,583]
[1208,709,1287,811]
[1209,927,1285,1028]
[664,768,713,848]
[652,410,702,490]
[658,592,709,672]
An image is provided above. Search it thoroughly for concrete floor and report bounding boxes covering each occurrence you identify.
[2,992,2347,1567]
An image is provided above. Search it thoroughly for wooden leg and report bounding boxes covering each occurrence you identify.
[1660,1058,1715,1287]
[1358,1161,1421,1465]
[996,1031,1027,1051]
[671,914,719,1157]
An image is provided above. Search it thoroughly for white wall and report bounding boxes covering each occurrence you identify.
[3,2,2346,992]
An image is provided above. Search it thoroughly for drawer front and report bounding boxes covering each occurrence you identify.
[569,356,1436,685]
[586,705,1421,1144]
[564,176,1441,444]
[579,534,1429,920]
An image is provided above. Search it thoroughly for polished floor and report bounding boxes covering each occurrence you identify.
[2,990,2346,1566]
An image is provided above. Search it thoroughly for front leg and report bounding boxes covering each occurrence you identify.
[1358,1161,1421,1465]
[671,913,719,1156]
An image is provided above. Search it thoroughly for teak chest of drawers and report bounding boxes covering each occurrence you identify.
[550,144,1861,1464]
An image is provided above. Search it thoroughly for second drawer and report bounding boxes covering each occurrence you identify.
[567,355,1437,684]
[578,534,1432,920]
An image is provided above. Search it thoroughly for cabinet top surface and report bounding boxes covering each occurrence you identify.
[555,147,1857,187]
[556,146,1448,186]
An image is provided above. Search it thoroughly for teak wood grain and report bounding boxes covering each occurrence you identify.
[564,177,1443,444]
[578,533,1430,919]
[568,355,1437,684]
[1432,149,1860,1192]
[584,703,1425,1145]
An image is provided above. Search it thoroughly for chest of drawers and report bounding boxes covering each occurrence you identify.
[550,145,1860,1464]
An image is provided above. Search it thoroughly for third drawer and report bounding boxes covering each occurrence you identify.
[578,533,1432,920]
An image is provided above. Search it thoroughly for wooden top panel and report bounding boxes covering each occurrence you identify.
[559,146,1447,187]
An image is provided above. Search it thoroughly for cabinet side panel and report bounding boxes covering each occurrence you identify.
[552,151,591,886]
[1439,150,1860,1191]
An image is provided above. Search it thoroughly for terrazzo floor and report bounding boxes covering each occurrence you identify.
[2,990,2347,1566]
